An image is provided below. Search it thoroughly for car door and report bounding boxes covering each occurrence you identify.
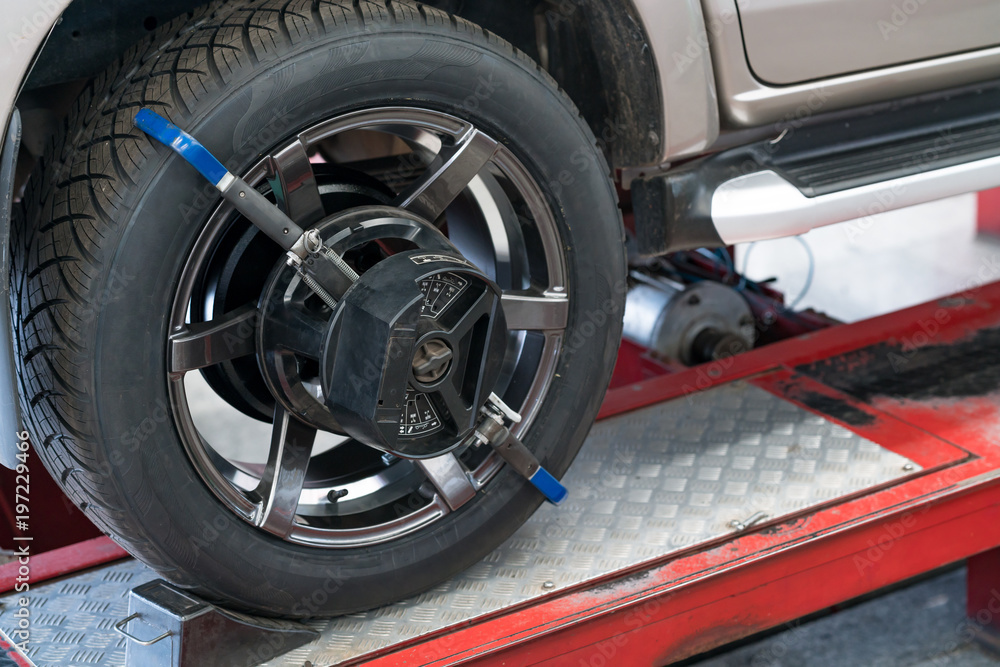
[735,0,1000,85]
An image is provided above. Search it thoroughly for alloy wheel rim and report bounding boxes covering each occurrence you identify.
[166,107,570,547]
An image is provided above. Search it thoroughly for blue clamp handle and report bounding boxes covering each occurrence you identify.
[134,108,229,187]
[529,467,568,505]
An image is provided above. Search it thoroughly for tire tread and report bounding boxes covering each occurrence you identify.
[12,0,619,607]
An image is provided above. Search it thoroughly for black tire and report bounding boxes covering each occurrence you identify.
[12,0,625,616]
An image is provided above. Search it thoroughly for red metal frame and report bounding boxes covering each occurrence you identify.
[344,281,1000,666]
[967,546,1000,652]
[607,340,673,389]
[978,187,1000,238]
[0,536,127,594]
[0,629,33,667]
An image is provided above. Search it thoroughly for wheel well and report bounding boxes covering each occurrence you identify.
[18,0,662,175]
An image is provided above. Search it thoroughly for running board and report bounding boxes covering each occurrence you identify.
[631,81,1000,253]
[711,155,1000,244]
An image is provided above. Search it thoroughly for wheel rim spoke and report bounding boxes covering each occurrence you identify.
[394,127,499,222]
[266,140,325,226]
[449,291,496,340]
[253,407,317,538]
[415,452,476,511]
[264,305,328,359]
[432,378,477,434]
[501,291,569,331]
[169,304,258,373]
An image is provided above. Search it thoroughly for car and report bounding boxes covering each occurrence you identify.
[1,0,998,617]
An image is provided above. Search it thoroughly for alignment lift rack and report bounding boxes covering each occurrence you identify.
[6,280,1000,666]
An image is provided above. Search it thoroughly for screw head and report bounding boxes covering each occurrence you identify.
[542,581,555,590]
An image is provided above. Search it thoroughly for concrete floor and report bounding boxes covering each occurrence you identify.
[691,195,1000,667]
[691,567,1000,667]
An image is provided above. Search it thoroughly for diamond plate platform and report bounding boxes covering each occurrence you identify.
[0,381,919,667]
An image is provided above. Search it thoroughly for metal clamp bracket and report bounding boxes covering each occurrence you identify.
[472,394,568,505]
[134,108,357,305]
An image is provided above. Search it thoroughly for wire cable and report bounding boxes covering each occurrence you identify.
[738,237,815,308]
[788,236,815,309]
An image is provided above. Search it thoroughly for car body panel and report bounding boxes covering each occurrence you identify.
[5,0,1000,161]
[701,0,1000,131]
[0,0,72,131]
[738,0,1000,86]
[632,0,720,162]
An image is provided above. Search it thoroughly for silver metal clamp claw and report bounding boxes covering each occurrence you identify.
[472,394,568,505]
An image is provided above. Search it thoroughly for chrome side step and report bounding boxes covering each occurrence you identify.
[630,82,1000,255]
[711,155,1000,244]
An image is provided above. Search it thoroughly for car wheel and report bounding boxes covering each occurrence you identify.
[11,0,625,616]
